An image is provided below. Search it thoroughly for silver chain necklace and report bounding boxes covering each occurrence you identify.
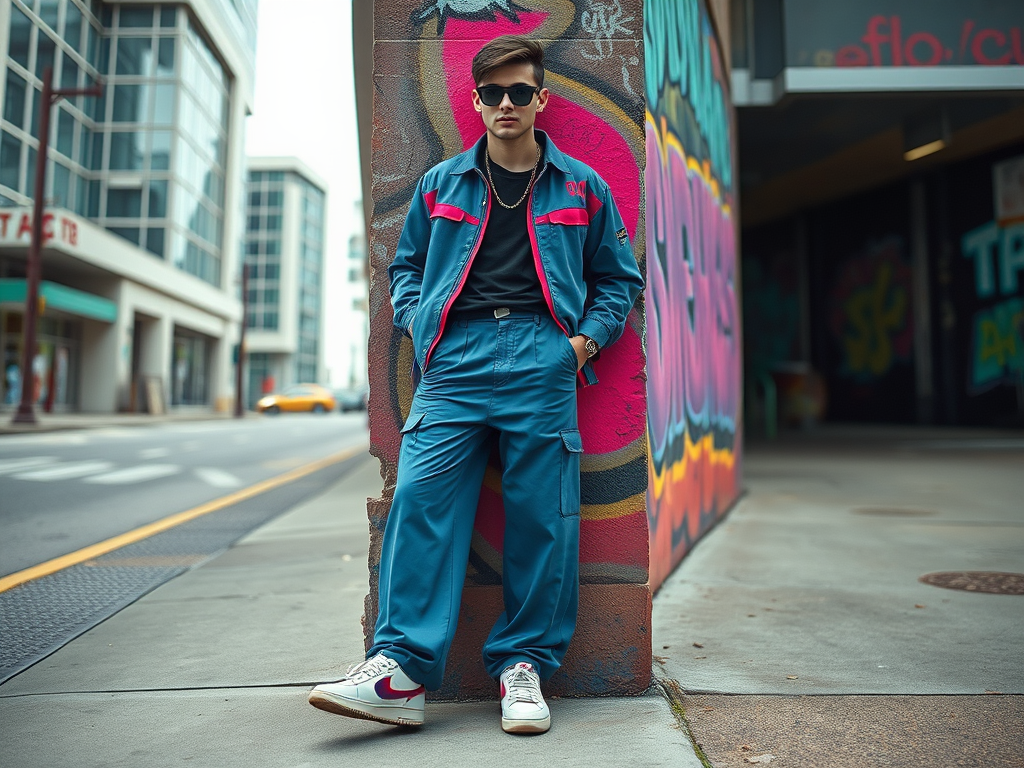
[485,144,541,210]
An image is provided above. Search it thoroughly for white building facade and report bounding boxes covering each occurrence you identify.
[243,156,326,407]
[0,0,257,413]
[338,221,366,389]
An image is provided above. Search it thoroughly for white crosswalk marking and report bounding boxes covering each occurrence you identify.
[0,456,57,475]
[13,461,115,481]
[194,467,243,488]
[140,447,170,459]
[84,464,181,485]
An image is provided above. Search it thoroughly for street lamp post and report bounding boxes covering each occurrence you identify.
[235,264,248,418]
[11,68,102,425]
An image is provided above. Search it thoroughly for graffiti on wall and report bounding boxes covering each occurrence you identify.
[829,236,914,381]
[369,0,649,590]
[962,220,1024,391]
[644,0,740,590]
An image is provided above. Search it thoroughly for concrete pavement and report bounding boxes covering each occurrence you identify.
[1,426,1022,766]
[656,428,1024,767]
[0,452,698,768]
[0,409,258,435]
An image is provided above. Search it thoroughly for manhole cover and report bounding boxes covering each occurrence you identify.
[853,507,936,517]
[919,572,1024,595]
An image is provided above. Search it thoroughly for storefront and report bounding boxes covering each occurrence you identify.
[171,326,212,407]
[0,279,116,412]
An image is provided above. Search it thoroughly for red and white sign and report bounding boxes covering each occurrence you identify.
[0,209,80,249]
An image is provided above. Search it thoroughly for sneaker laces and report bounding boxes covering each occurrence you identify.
[342,654,396,683]
[504,664,542,705]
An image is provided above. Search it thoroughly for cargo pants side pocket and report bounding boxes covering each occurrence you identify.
[400,411,426,448]
[558,428,583,518]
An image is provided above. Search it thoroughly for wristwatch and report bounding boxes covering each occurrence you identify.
[583,336,599,359]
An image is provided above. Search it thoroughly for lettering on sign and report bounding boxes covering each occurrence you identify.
[833,15,1024,67]
[0,211,78,247]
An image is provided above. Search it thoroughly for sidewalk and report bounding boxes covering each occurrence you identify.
[0,409,255,435]
[655,427,1024,767]
[1,429,1022,767]
[0,453,696,768]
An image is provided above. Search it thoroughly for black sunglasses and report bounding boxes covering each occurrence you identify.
[476,84,541,107]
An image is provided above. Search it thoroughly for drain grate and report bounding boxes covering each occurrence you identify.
[919,571,1024,595]
[853,507,936,517]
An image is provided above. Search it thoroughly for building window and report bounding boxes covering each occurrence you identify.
[9,6,32,68]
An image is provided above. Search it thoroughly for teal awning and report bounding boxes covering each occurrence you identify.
[0,279,117,323]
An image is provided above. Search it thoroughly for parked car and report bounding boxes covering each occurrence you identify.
[334,386,368,413]
[257,383,336,414]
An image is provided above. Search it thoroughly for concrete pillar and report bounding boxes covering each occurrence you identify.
[80,282,128,413]
[362,0,741,699]
[910,180,935,424]
[136,313,172,411]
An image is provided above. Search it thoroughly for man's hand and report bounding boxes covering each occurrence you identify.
[569,336,589,371]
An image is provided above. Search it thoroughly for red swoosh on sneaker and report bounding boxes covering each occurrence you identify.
[375,676,425,701]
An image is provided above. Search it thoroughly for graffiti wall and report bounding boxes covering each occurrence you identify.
[368,0,650,697]
[644,0,742,591]
[802,183,917,423]
[945,145,1024,425]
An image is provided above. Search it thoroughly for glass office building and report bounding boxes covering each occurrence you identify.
[244,158,326,407]
[0,0,257,413]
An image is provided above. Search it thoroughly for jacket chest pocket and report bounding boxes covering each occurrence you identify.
[536,208,589,271]
[430,203,480,225]
[536,207,589,227]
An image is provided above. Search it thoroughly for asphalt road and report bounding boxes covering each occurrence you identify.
[0,414,370,578]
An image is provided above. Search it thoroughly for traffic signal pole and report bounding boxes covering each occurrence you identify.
[11,68,101,425]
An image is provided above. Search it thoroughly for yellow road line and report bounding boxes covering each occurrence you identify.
[0,445,367,594]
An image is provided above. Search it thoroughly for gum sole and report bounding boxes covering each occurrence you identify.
[308,690,423,727]
[501,717,551,734]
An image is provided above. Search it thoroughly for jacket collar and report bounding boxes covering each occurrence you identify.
[448,130,571,176]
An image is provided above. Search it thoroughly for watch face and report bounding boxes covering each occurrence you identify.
[585,339,599,357]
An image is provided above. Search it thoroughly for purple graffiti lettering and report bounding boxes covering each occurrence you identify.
[646,120,739,473]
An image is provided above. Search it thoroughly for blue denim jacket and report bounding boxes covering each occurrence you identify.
[388,131,644,386]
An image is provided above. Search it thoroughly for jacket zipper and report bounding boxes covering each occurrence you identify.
[421,170,491,372]
[527,162,591,386]
[526,162,567,332]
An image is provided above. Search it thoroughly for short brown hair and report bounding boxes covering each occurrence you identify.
[472,35,544,87]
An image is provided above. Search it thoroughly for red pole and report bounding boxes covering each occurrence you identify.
[11,68,54,425]
[235,265,248,417]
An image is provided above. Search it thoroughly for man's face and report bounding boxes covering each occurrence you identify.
[472,62,549,142]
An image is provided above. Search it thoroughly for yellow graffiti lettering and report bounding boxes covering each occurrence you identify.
[978,318,1017,368]
[843,262,907,376]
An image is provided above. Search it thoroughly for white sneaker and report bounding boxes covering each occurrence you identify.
[499,662,550,734]
[308,653,425,726]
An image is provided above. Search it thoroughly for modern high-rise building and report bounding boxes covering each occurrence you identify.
[243,156,326,407]
[0,0,257,413]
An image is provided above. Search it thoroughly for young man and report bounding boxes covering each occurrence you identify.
[309,35,643,734]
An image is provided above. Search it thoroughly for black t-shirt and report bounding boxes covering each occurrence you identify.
[452,156,548,314]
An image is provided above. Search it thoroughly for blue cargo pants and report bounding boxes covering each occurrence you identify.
[370,310,582,690]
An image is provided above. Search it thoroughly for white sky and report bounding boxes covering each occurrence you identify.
[244,0,362,386]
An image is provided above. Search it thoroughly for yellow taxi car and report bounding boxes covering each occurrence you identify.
[256,383,336,414]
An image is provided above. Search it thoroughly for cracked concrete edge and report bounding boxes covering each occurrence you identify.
[655,670,716,768]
